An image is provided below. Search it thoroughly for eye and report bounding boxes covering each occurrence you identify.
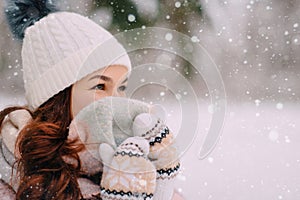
[118,85,127,91]
[91,84,105,90]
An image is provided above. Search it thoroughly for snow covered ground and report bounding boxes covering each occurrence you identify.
[173,102,300,200]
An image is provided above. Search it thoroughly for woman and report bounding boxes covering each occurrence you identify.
[0,0,184,199]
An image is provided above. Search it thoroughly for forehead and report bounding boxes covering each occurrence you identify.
[85,65,129,80]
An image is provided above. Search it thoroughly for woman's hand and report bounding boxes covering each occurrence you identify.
[133,108,181,200]
[99,137,157,200]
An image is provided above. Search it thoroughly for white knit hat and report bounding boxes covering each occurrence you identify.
[20,11,131,110]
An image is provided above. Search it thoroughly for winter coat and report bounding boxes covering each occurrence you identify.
[0,109,102,199]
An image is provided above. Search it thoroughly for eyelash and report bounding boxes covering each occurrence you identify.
[92,84,105,90]
[91,84,127,91]
[118,85,127,91]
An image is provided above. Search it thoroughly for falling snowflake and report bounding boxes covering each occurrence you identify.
[128,14,136,22]
[165,33,173,41]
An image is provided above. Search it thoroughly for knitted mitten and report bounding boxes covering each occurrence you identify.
[99,137,156,200]
[68,96,150,161]
[69,97,180,199]
[133,107,181,200]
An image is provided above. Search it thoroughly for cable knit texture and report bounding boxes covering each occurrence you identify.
[21,12,131,110]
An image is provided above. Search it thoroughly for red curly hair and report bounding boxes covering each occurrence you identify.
[0,86,85,199]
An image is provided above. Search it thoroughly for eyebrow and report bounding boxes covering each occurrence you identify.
[89,75,112,83]
[89,75,128,84]
[121,77,128,84]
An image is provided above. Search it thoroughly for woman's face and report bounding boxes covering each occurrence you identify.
[71,65,129,117]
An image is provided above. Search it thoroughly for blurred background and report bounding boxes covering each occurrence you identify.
[1,0,300,199]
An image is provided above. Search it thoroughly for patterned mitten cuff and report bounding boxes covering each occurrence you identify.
[133,112,180,178]
[132,110,181,200]
[99,137,157,200]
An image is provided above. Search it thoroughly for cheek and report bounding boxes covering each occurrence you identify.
[71,87,96,117]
